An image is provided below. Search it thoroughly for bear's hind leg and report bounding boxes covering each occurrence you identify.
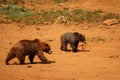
[74,41,79,52]
[37,50,49,63]
[5,48,16,65]
[5,53,15,65]
[70,41,78,52]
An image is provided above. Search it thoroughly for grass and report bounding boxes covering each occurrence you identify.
[0,4,119,24]
[53,0,67,3]
[102,13,119,20]
[69,9,103,22]
[1,0,24,4]
[0,4,33,22]
[23,9,70,24]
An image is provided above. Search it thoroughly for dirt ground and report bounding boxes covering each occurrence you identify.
[0,0,120,80]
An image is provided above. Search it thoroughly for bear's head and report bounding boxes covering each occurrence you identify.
[43,43,52,54]
[40,41,52,54]
[79,34,86,44]
[34,38,52,54]
[73,32,86,44]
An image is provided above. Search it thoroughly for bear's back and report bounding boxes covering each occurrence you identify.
[14,40,40,52]
[61,32,74,42]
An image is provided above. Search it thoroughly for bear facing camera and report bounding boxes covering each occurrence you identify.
[5,38,53,65]
[60,32,86,52]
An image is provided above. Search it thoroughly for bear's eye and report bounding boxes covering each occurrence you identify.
[47,48,50,51]
[45,44,48,46]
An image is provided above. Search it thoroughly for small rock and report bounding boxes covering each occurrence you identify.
[27,65,32,68]
[73,79,76,80]
[59,3,64,6]
[103,19,118,26]
[44,22,48,25]
[9,42,12,44]
[109,55,119,58]
[84,26,88,30]
[35,27,40,30]
[54,15,67,24]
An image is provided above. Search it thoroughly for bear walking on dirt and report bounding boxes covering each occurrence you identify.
[60,32,86,52]
[5,38,53,65]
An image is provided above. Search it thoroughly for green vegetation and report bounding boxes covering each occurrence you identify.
[70,9,103,22]
[1,0,24,4]
[103,13,119,20]
[0,4,119,24]
[53,0,67,3]
[23,9,69,24]
[0,4,33,22]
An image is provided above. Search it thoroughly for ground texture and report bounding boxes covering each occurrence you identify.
[0,0,120,80]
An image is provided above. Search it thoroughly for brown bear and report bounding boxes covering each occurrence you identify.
[60,32,86,52]
[5,38,53,65]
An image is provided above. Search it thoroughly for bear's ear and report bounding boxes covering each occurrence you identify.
[34,38,40,42]
[80,34,85,39]
[45,43,49,46]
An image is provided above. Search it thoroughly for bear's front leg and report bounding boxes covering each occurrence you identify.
[17,55,25,64]
[37,50,49,63]
[70,41,78,52]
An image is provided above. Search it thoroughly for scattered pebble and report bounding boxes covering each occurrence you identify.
[9,42,12,44]
[27,65,32,68]
[84,26,88,30]
[35,27,40,30]
[109,55,120,58]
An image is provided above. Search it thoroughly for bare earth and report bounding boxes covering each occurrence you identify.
[0,0,120,80]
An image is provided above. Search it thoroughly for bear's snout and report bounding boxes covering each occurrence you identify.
[48,50,52,54]
[45,48,52,54]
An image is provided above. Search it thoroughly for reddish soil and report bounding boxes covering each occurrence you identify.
[0,0,120,80]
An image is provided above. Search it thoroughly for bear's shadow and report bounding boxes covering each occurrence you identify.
[62,49,90,53]
[11,61,56,65]
[77,49,90,52]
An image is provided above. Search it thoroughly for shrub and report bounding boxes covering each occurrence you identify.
[0,4,33,22]
[53,0,67,3]
[70,9,103,23]
[102,13,119,21]
[0,4,119,24]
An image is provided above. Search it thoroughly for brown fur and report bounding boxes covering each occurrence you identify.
[5,38,52,65]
